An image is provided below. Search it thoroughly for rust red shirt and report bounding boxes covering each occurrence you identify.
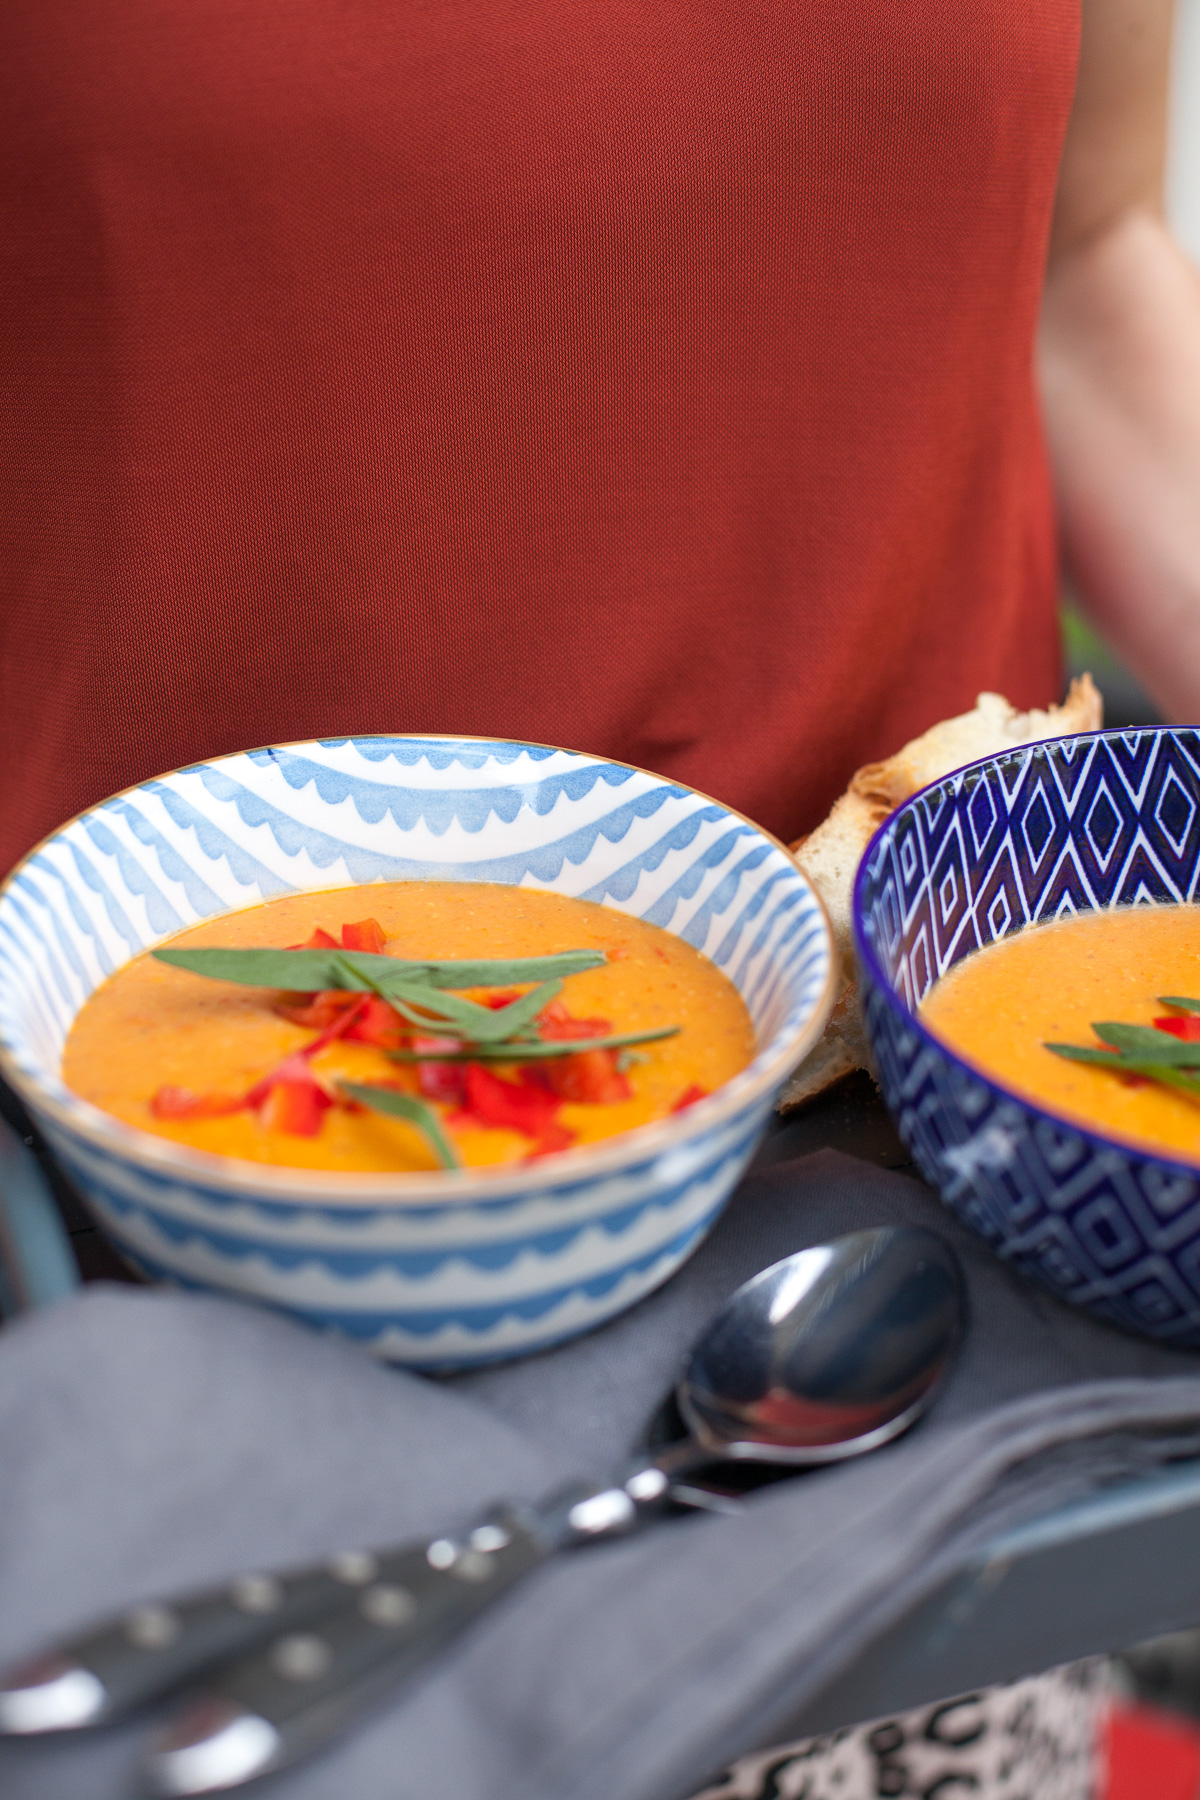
[0,0,1078,872]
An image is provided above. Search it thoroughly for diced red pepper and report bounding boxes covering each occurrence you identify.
[244,1052,322,1110]
[607,946,630,961]
[459,1063,575,1151]
[150,1086,245,1121]
[274,990,362,1030]
[1155,1016,1200,1041]
[341,918,387,954]
[538,1014,613,1042]
[523,1120,577,1157]
[285,926,339,950]
[259,1077,332,1136]
[482,990,522,1010]
[543,1048,632,1104]
[343,995,407,1049]
[537,999,613,1042]
[671,1084,708,1113]
[412,1037,466,1105]
[418,1064,467,1105]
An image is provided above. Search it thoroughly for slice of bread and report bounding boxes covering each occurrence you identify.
[779,675,1103,1111]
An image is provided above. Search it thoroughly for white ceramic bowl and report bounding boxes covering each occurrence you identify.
[0,737,835,1366]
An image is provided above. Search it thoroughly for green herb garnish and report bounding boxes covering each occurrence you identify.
[152,947,603,1045]
[152,946,605,995]
[388,1026,680,1063]
[1046,996,1200,1104]
[338,1083,462,1169]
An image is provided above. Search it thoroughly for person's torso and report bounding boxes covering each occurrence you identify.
[0,0,1079,869]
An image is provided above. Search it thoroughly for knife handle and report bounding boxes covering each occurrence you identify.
[0,1547,416,1734]
[145,1510,548,1794]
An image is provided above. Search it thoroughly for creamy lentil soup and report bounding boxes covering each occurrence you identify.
[920,904,1200,1160]
[63,883,756,1173]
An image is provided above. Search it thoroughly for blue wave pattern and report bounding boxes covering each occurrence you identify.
[857,728,1200,1345]
[0,738,829,1365]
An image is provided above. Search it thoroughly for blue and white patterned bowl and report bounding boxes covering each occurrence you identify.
[855,725,1200,1346]
[0,738,835,1367]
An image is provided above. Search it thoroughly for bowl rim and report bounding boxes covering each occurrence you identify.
[851,723,1200,1182]
[0,733,839,1203]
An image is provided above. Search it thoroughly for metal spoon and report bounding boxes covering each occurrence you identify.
[0,1226,964,1794]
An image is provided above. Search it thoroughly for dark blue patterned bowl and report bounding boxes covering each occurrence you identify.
[854,726,1200,1345]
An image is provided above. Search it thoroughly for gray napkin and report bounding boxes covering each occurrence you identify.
[5,1148,1200,1800]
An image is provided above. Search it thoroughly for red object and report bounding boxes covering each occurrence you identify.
[417,1061,467,1106]
[340,919,387,954]
[543,1048,632,1105]
[258,1077,331,1136]
[413,1035,468,1105]
[0,4,1074,876]
[460,1064,575,1152]
[539,1012,614,1042]
[246,1052,336,1135]
[1155,1018,1200,1042]
[244,1051,324,1109]
[672,1084,708,1113]
[286,928,339,952]
[535,1004,629,1103]
[274,991,361,1030]
[149,1086,244,1121]
[1103,1703,1200,1800]
[342,994,407,1049]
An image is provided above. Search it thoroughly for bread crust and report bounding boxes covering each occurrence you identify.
[778,675,1103,1111]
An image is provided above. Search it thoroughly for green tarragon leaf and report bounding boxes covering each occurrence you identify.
[337,1083,461,1169]
[389,1025,680,1063]
[1045,1042,1200,1101]
[152,945,606,995]
[1091,1022,1200,1064]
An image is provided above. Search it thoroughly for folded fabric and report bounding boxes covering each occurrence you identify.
[4,1148,1200,1800]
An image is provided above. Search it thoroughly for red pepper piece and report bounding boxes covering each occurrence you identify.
[274,991,362,1030]
[671,1084,708,1113]
[460,1064,575,1152]
[412,1036,466,1105]
[244,1052,322,1110]
[524,1119,577,1158]
[343,995,407,1049]
[418,1064,467,1105]
[285,927,339,950]
[150,1086,245,1121]
[543,1048,632,1104]
[341,918,387,954]
[246,1053,335,1136]
[538,1014,613,1042]
[259,1078,332,1136]
[1154,1016,1200,1041]
[483,990,522,1011]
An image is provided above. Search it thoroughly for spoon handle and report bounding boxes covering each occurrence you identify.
[143,1507,551,1796]
[141,1468,677,1796]
[0,1553,405,1737]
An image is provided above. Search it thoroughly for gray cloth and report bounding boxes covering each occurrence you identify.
[4,1148,1200,1800]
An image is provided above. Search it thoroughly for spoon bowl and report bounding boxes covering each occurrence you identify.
[676,1227,965,1465]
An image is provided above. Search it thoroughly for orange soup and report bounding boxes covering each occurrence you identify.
[920,904,1200,1160]
[63,883,755,1173]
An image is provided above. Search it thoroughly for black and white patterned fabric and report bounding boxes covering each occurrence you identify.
[690,1662,1107,1800]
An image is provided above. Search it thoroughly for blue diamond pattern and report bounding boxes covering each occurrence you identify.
[855,728,1200,1346]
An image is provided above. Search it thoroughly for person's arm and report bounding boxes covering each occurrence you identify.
[1039,0,1200,719]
